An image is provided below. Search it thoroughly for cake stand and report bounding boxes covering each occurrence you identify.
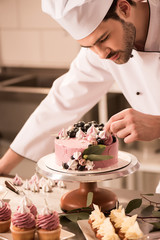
[36,151,140,213]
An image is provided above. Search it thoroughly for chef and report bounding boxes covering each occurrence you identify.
[0,0,159,174]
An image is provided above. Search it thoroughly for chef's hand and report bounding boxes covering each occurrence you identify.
[0,148,23,175]
[105,108,160,143]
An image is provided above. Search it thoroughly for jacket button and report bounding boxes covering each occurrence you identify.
[136,92,141,95]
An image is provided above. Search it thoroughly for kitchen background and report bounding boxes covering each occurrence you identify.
[0,0,159,193]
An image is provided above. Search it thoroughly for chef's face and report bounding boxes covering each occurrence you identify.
[78,17,136,64]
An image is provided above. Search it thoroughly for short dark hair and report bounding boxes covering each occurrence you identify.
[103,0,136,21]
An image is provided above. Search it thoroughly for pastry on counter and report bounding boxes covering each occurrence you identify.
[36,205,61,240]
[89,204,144,240]
[0,199,12,233]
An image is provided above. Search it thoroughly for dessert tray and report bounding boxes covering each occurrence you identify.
[77,220,160,240]
[37,150,140,182]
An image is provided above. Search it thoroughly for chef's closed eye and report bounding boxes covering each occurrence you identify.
[99,34,110,43]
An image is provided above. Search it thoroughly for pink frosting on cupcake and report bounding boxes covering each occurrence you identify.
[37,207,59,231]
[0,200,11,221]
[17,196,37,218]
[12,204,36,229]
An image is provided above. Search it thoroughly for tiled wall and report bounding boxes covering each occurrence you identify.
[0,0,80,68]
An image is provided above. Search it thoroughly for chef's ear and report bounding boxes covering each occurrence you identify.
[116,0,131,19]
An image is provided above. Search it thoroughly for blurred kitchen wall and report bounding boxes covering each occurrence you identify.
[0,0,80,68]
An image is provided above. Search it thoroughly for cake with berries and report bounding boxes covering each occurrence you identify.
[55,121,118,171]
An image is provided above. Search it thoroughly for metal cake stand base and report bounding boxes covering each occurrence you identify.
[36,151,140,212]
[61,182,117,212]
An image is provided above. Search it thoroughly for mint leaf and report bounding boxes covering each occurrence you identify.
[60,212,90,222]
[141,205,154,217]
[87,154,113,161]
[82,145,105,156]
[150,221,160,229]
[125,198,142,214]
[86,192,93,207]
[152,210,160,217]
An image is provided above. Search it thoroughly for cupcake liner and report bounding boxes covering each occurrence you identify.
[10,226,36,240]
[37,226,61,240]
[0,219,11,233]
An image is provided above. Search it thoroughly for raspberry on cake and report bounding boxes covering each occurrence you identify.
[55,121,118,171]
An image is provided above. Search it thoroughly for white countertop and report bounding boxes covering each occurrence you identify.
[0,176,157,239]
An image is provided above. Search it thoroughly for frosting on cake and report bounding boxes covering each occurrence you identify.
[55,121,118,170]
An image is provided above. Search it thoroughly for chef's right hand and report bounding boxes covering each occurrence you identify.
[104,108,160,143]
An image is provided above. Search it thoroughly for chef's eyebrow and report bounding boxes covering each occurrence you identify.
[80,31,108,48]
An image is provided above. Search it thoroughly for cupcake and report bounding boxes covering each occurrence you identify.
[0,199,12,233]
[37,206,61,240]
[11,203,36,240]
[88,204,106,233]
[17,196,37,218]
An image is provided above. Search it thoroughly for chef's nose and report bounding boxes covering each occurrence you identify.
[92,45,110,59]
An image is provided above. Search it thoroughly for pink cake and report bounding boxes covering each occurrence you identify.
[55,121,118,171]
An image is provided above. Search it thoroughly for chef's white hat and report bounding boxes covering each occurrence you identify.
[41,0,113,40]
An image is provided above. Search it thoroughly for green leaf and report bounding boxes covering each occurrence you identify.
[86,192,93,207]
[141,205,154,217]
[82,145,105,156]
[61,212,90,222]
[150,221,160,229]
[125,198,142,214]
[87,154,113,161]
[152,210,160,217]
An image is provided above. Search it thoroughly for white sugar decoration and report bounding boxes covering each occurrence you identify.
[23,179,30,190]
[57,181,66,188]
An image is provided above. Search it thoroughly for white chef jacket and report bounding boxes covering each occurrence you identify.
[10,0,160,161]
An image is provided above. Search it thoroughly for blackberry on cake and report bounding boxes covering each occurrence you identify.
[55,121,118,171]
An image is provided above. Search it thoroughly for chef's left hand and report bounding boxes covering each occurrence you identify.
[105,108,160,143]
